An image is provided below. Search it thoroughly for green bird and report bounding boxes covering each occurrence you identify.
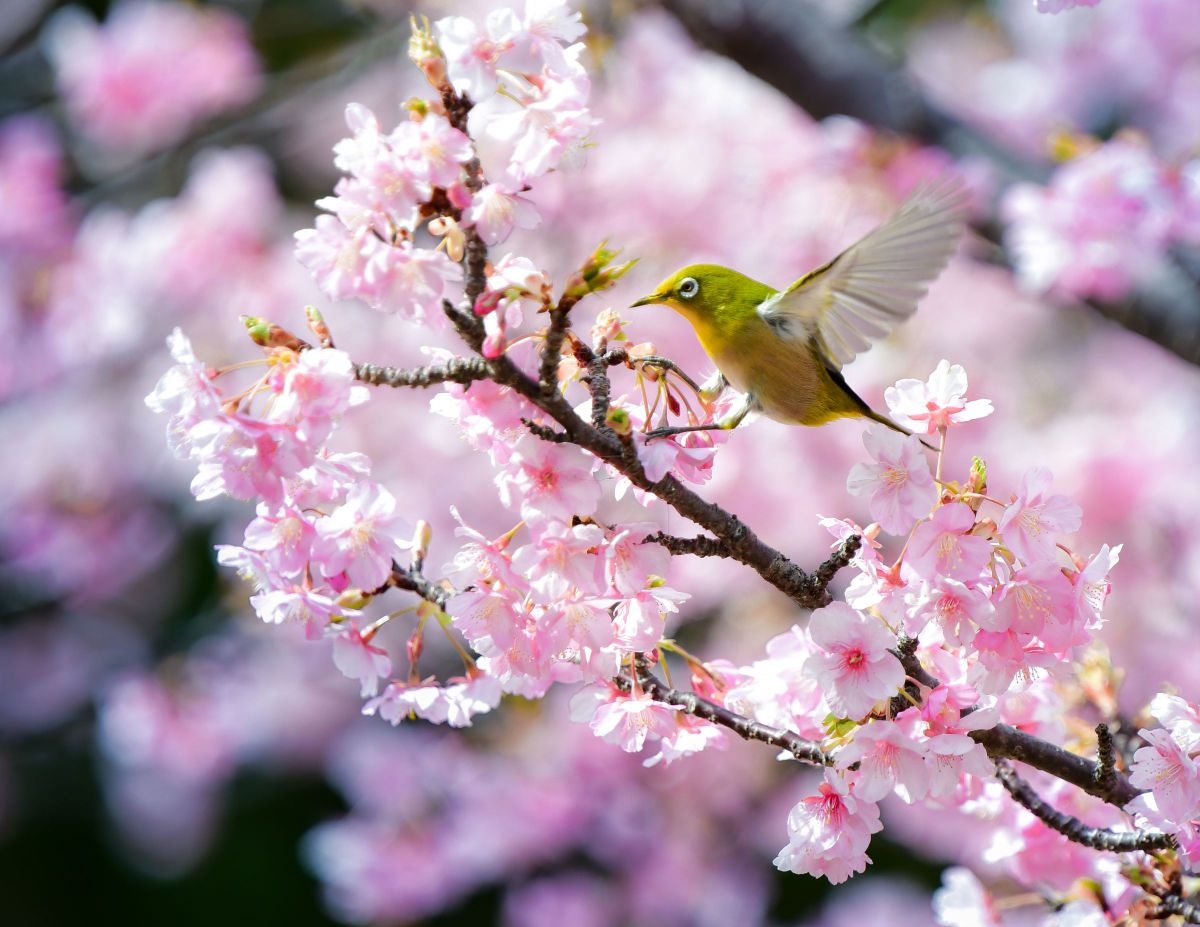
[630,182,967,441]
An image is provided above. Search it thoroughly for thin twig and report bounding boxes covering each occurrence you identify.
[1148,893,1200,923]
[354,357,492,388]
[646,532,730,558]
[616,665,831,766]
[994,760,1174,853]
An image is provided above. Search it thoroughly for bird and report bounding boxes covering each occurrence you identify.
[629,181,968,443]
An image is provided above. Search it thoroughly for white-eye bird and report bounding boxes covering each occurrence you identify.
[629,181,968,441]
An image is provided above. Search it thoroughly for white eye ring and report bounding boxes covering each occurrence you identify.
[678,277,699,299]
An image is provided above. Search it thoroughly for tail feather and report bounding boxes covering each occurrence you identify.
[862,406,936,451]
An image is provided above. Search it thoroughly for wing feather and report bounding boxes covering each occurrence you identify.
[760,179,968,367]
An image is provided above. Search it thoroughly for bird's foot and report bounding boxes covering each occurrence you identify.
[643,423,725,442]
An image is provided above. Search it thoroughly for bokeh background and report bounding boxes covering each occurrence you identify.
[2,0,1199,924]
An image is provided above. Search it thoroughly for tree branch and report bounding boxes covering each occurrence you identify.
[994,760,1173,853]
[646,532,730,558]
[1148,893,1200,924]
[354,357,492,389]
[616,664,832,766]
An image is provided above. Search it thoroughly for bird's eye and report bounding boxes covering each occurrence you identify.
[678,277,699,299]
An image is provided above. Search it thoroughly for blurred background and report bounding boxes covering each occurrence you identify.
[2,0,1199,924]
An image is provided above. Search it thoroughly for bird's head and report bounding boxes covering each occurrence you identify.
[630,264,772,326]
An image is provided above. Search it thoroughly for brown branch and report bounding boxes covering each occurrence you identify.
[1094,722,1119,793]
[616,665,831,766]
[994,760,1174,853]
[1148,893,1200,923]
[972,724,1141,807]
[354,357,491,389]
[891,640,1143,807]
[646,532,730,558]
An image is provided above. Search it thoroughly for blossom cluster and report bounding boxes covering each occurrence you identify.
[150,1,728,738]
[1003,137,1200,300]
[44,0,260,159]
[137,5,1199,925]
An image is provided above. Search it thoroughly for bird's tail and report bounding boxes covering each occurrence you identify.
[862,406,937,452]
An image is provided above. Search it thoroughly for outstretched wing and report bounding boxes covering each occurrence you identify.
[758,179,968,368]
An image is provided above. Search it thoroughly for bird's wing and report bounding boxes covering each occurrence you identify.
[757,179,968,368]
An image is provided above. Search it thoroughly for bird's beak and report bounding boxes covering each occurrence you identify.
[630,292,666,308]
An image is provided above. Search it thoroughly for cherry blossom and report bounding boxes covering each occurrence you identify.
[44,0,260,157]
[1128,727,1200,823]
[906,502,994,583]
[804,602,904,720]
[837,719,930,802]
[313,482,412,589]
[774,773,883,884]
[846,425,935,535]
[998,468,1083,565]
[884,360,994,435]
[932,867,999,927]
[589,691,681,753]
[331,625,393,697]
[465,183,541,245]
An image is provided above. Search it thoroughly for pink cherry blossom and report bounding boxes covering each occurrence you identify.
[991,562,1077,647]
[266,348,369,445]
[363,240,463,326]
[999,467,1083,565]
[589,691,681,753]
[608,583,689,651]
[805,602,904,720]
[293,216,376,303]
[723,626,826,741]
[443,507,521,588]
[924,734,995,799]
[465,183,541,245]
[1072,543,1121,627]
[314,482,411,589]
[407,114,473,189]
[774,773,883,884]
[187,416,311,506]
[249,583,342,629]
[242,503,317,577]
[1150,694,1200,753]
[494,440,601,524]
[603,524,670,596]
[1003,139,1179,300]
[837,719,930,802]
[884,360,994,435]
[44,0,260,156]
[364,674,502,728]
[846,425,935,535]
[331,625,392,697]
[933,867,998,927]
[906,576,996,643]
[906,502,994,584]
[511,520,605,599]
[436,9,521,100]
[642,714,727,767]
[1128,727,1200,823]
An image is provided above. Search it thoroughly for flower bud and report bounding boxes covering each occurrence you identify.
[591,308,626,346]
[411,519,433,564]
[606,407,632,436]
[563,242,638,298]
[408,15,450,93]
[305,305,334,348]
[337,588,373,610]
[241,315,309,351]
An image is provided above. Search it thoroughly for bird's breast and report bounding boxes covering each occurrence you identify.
[705,324,859,427]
